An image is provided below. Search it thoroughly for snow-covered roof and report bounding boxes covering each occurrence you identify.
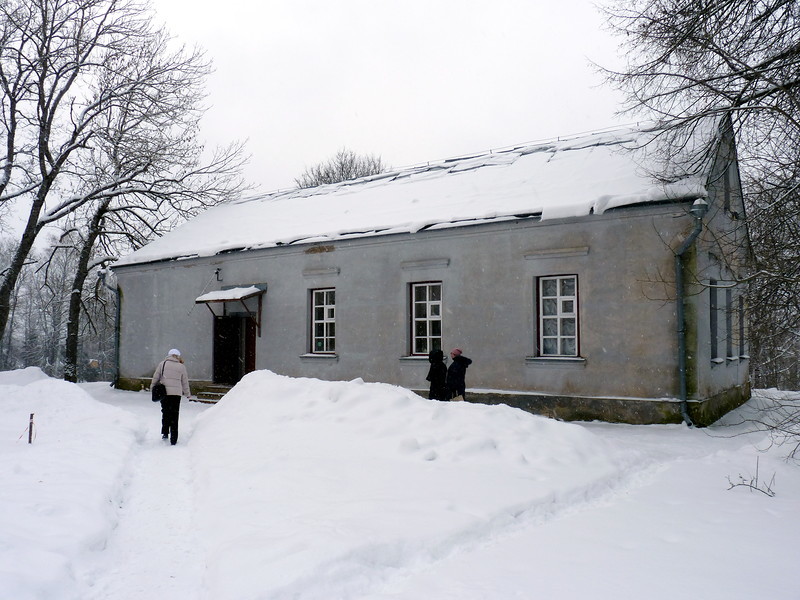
[116,124,716,268]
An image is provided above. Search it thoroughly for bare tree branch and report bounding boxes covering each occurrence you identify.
[295,148,388,188]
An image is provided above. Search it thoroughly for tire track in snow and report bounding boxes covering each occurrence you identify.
[76,411,206,600]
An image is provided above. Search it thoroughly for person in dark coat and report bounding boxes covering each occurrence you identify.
[151,348,191,445]
[426,349,448,400]
[446,347,472,400]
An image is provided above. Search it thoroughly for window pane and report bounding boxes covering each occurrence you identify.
[416,303,427,318]
[415,338,427,354]
[561,318,576,336]
[562,338,576,356]
[431,320,441,336]
[414,286,427,301]
[314,306,324,320]
[562,300,574,314]
[542,279,558,297]
[328,290,335,304]
[329,322,335,337]
[430,304,440,317]
[543,318,558,336]
[415,321,427,337]
[561,278,575,296]
[315,323,324,337]
[430,285,441,301]
[542,298,557,316]
[327,307,335,319]
[329,339,335,352]
[543,338,558,355]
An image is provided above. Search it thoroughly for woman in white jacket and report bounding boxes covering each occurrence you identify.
[151,349,191,445]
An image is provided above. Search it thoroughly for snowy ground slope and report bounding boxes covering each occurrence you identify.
[1,368,798,600]
[0,369,140,600]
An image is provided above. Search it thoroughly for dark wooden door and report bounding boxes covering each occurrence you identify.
[213,316,242,385]
[244,318,257,375]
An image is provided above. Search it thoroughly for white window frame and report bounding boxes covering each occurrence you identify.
[538,275,579,357]
[411,282,442,355]
[311,288,336,353]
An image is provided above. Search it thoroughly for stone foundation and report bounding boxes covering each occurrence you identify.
[415,387,752,426]
[119,377,751,426]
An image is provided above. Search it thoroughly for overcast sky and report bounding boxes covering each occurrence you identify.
[150,0,629,193]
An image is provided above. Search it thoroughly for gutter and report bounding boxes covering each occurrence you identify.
[674,198,709,426]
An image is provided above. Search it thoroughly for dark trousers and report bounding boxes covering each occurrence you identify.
[161,395,181,444]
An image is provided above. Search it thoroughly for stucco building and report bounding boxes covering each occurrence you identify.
[112,121,750,425]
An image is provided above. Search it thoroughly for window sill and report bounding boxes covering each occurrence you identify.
[525,356,586,368]
[399,355,430,362]
[299,353,339,362]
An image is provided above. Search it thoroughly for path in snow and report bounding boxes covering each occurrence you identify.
[76,394,209,599]
[72,385,776,600]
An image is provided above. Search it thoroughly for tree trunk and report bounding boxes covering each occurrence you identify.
[0,188,49,343]
[63,204,106,382]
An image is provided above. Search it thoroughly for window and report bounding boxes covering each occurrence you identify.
[311,288,335,353]
[726,288,734,359]
[411,282,442,355]
[723,166,731,213]
[709,279,719,360]
[738,295,746,358]
[538,275,578,357]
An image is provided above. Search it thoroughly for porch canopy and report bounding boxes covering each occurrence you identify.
[195,285,266,335]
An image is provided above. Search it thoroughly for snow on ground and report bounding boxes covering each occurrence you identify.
[1,368,798,600]
[0,369,140,599]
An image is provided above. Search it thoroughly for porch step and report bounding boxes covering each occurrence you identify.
[193,385,233,403]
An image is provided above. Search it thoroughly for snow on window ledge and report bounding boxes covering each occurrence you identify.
[299,353,339,361]
[711,357,725,365]
[525,356,586,368]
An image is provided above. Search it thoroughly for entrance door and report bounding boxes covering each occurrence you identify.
[213,316,257,385]
[244,317,256,374]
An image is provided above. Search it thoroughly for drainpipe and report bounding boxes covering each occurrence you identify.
[98,269,120,388]
[675,198,709,426]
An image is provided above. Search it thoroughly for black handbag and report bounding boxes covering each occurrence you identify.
[151,362,167,402]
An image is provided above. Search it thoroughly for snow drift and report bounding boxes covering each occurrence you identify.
[189,371,629,599]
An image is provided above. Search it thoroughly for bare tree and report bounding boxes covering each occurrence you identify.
[601,0,800,389]
[295,148,388,188]
[0,0,248,375]
[57,28,247,381]
[602,0,800,135]
[745,174,800,389]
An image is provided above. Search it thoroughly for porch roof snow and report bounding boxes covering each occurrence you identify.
[116,124,715,268]
[195,286,264,304]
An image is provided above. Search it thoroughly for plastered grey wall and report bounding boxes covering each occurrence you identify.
[689,128,751,401]
[116,203,722,401]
